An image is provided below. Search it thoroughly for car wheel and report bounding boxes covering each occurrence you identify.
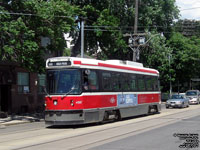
[182,103,185,108]
[166,106,169,109]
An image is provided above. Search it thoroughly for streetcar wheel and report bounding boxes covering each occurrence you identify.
[103,111,109,121]
[115,110,121,121]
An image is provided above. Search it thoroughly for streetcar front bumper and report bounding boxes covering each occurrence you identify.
[45,110,84,125]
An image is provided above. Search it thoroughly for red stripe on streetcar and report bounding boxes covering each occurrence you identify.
[138,94,160,104]
[73,61,158,74]
[98,63,158,74]
[73,61,81,64]
[45,95,117,110]
[73,61,98,66]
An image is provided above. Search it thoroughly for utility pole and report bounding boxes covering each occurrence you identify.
[134,0,138,34]
[125,1,161,62]
[81,19,84,58]
[169,54,172,97]
[133,0,139,61]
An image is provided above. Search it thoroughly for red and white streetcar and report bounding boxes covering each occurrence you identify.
[44,57,161,125]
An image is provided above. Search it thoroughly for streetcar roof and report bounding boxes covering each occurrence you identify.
[46,57,159,76]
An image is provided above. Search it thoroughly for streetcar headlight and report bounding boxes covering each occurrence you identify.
[70,100,74,106]
[53,100,58,105]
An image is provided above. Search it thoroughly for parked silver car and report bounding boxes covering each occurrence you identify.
[166,94,189,108]
[185,90,200,104]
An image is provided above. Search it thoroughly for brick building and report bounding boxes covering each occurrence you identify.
[0,61,45,114]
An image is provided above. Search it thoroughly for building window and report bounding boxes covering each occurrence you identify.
[17,72,29,93]
[38,74,46,93]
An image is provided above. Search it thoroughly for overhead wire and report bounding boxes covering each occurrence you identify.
[180,7,200,11]
[1,11,200,34]
[0,11,73,18]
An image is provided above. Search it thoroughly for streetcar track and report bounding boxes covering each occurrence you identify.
[0,128,73,144]
[12,119,178,150]
[0,106,199,145]
[8,106,200,150]
[69,119,179,150]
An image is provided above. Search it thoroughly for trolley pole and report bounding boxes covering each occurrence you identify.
[81,19,84,58]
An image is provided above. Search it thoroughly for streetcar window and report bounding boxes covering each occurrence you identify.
[102,72,112,90]
[138,76,145,91]
[122,73,130,91]
[152,77,159,91]
[130,75,137,91]
[112,73,121,91]
[145,76,154,91]
[83,70,99,91]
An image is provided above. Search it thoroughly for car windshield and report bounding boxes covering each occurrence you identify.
[171,95,183,99]
[46,69,81,95]
[186,91,197,96]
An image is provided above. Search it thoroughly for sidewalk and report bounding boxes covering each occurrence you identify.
[0,113,44,128]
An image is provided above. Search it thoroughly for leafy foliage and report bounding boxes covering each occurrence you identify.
[3,0,200,93]
[0,0,77,72]
[140,33,175,91]
[68,0,179,60]
[167,33,200,80]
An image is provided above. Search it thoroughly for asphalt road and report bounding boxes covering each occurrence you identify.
[88,115,200,150]
[0,104,200,150]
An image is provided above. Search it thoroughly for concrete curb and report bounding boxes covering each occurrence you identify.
[0,114,44,128]
[0,119,44,128]
[0,124,6,129]
[1,120,30,126]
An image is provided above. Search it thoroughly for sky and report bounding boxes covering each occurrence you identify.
[176,0,200,20]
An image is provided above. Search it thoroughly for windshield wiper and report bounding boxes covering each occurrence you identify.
[62,86,76,98]
[61,80,80,98]
[43,86,50,98]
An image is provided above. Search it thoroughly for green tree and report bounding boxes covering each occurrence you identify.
[68,0,179,59]
[167,32,200,91]
[0,0,78,72]
[140,33,175,91]
[138,0,179,34]
[173,20,200,37]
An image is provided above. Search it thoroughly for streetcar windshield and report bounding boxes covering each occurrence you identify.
[46,69,81,95]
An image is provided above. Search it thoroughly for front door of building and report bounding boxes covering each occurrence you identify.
[0,85,11,113]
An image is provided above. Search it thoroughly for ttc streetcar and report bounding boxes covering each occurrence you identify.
[44,57,161,125]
